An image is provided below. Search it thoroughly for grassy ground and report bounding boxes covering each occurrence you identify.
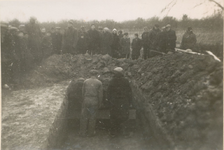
[2,81,69,150]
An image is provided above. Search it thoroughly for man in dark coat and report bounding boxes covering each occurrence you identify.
[16,31,33,73]
[25,17,42,65]
[111,29,121,58]
[1,23,14,86]
[66,78,85,128]
[98,26,104,54]
[76,26,89,54]
[131,33,142,60]
[180,27,197,50]
[141,27,150,59]
[118,30,123,42]
[101,27,113,56]
[87,24,100,55]
[52,27,62,54]
[62,20,79,55]
[165,24,177,52]
[107,67,132,137]
[10,27,23,87]
[158,26,167,53]
[120,33,130,58]
[41,31,53,59]
[148,24,161,57]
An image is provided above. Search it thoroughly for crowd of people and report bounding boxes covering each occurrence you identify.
[1,17,197,87]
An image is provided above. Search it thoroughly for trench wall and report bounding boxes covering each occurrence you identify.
[45,95,69,149]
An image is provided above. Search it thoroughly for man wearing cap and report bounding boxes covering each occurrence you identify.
[111,29,121,58]
[141,27,150,59]
[67,78,85,128]
[80,70,103,137]
[16,30,33,73]
[180,27,197,50]
[51,27,62,55]
[165,24,177,53]
[87,24,100,55]
[62,20,79,55]
[108,67,132,137]
[148,24,161,57]
[25,17,42,65]
[98,26,104,54]
[1,23,13,86]
[120,32,131,58]
[118,30,123,42]
[158,26,167,53]
[41,31,53,59]
[131,33,142,60]
[101,27,113,55]
[77,27,89,54]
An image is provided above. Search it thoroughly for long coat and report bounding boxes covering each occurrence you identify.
[141,31,150,46]
[180,31,197,50]
[120,37,130,55]
[149,28,161,49]
[62,27,79,54]
[131,37,142,56]
[87,29,100,54]
[166,29,177,51]
[25,23,42,61]
[111,33,121,58]
[107,73,132,109]
[76,31,88,54]
[41,35,53,59]
[101,31,113,55]
[158,31,167,53]
[51,32,62,54]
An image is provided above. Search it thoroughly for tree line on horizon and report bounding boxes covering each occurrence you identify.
[5,11,223,31]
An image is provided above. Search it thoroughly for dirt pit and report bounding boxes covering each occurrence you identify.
[2,53,223,150]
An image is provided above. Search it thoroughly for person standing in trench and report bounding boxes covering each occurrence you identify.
[80,70,103,137]
[66,78,85,128]
[107,67,133,138]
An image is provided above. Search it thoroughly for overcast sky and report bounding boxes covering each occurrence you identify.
[0,0,223,22]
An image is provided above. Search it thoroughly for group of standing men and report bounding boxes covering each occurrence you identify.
[67,68,132,138]
[1,16,197,87]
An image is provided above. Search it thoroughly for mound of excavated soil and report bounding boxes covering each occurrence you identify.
[9,53,223,149]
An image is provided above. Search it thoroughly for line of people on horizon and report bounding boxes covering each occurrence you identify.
[1,17,197,88]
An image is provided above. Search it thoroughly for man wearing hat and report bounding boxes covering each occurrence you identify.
[80,70,103,137]
[51,27,62,54]
[158,26,167,53]
[131,33,142,60]
[107,67,133,137]
[25,17,42,65]
[62,20,79,55]
[111,29,121,58]
[180,27,197,50]
[141,27,150,59]
[148,24,161,57]
[1,22,13,86]
[120,32,131,58]
[165,24,177,53]
[101,27,113,55]
[87,24,100,55]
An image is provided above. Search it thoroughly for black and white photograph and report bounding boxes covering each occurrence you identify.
[0,0,223,149]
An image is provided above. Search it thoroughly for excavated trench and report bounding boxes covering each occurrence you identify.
[3,53,221,150]
[46,83,172,150]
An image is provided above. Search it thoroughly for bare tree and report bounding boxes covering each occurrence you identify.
[161,0,223,16]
